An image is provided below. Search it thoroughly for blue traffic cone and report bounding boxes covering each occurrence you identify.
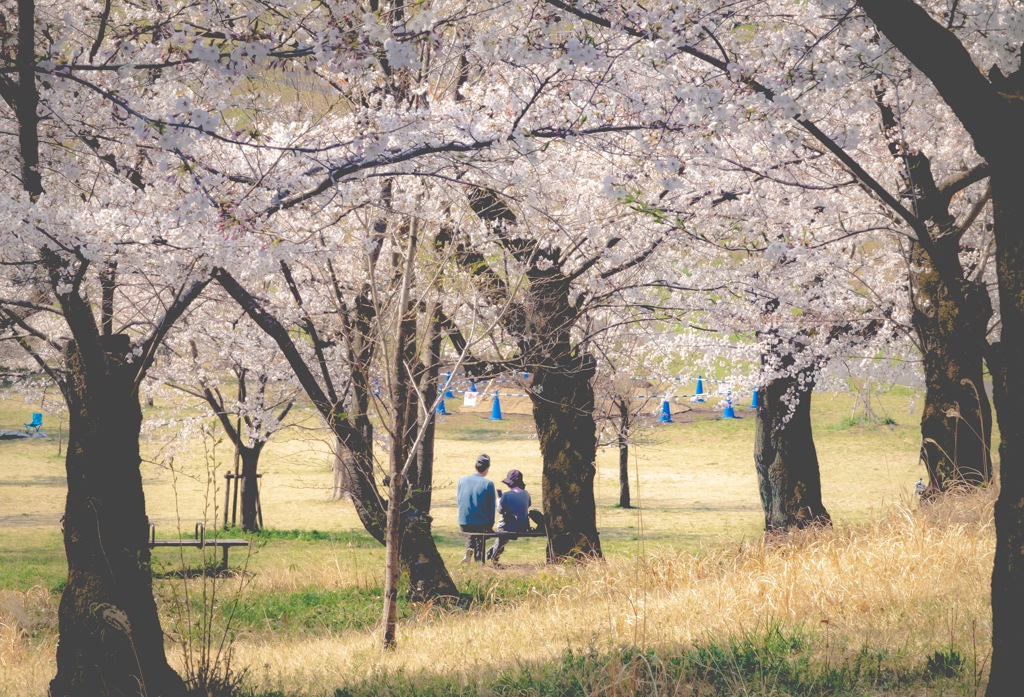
[490,392,503,420]
[659,398,673,423]
[469,379,478,393]
[750,389,759,409]
[695,375,705,402]
[444,372,454,398]
[722,390,737,419]
[436,399,448,415]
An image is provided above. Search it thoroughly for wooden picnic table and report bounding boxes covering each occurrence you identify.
[148,521,249,571]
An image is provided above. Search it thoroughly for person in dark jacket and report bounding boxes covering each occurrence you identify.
[487,469,531,565]
[457,454,496,562]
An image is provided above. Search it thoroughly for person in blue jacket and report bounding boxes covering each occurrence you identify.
[487,469,531,565]
[457,454,496,562]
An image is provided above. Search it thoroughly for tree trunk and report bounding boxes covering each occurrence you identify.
[986,166,1024,696]
[331,438,350,501]
[410,313,443,515]
[336,338,458,601]
[333,439,387,544]
[753,373,831,533]
[382,467,406,650]
[532,354,602,561]
[215,267,458,601]
[911,241,993,494]
[239,446,262,533]
[50,335,185,697]
[457,189,603,563]
[617,399,631,509]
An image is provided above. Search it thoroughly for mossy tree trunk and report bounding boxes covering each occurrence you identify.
[531,347,602,560]
[753,371,831,533]
[50,336,185,697]
[912,237,993,494]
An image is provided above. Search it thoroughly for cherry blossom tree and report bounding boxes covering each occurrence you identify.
[213,180,470,601]
[539,0,1016,685]
[592,332,678,510]
[193,0,686,565]
[0,0,319,691]
[159,302,298,532]
[846,3,1024,691]
[537,0,997,524]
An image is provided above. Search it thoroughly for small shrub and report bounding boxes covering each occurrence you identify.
[840,415,896,428]
[925,648,965,680]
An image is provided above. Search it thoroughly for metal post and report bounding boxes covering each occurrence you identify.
[223,472,231,529]
[255,473,264,529]
[230,418,241,526]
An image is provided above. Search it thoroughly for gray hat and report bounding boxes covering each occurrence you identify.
[475,453,491,472]
[502,469,525,488]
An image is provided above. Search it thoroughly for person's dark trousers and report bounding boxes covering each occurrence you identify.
[460,523,491,561]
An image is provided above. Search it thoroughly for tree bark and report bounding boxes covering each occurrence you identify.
[454,190,604,562]
[753,372,831,532]
[381,469,405,650]
[411,312,443,514]
[617,399,631,509]
[331,417,456,602]
[331,438,350,501]
[384,228,421,649]
[532,354,602,560]
[50,335,185,697]
[911,240,993,494]
[985,165,1024,696]
[874,87,995,496]
[852,5,1024,691]
[238,446,263,533]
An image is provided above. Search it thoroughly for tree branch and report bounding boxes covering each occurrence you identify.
[132,276,212,388]
[858,0,1006,161]
[279,261,338,404]
[213,268,341,424]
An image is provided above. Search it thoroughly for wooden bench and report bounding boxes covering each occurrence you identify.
[149,521,249,571]
[459,530,550,564]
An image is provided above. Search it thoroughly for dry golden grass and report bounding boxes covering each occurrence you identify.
[198,490,992,695]
[0,587,57,696]
[1,387,977,695]
[0,488,994,695]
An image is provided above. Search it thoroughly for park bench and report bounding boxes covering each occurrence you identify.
[459,530,551,564]
[148,521,248,571]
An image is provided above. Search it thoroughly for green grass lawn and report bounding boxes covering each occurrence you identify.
[0,384,930,590]
[1,383,996,696]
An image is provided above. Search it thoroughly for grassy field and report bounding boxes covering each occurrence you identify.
[0,385,994,695]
